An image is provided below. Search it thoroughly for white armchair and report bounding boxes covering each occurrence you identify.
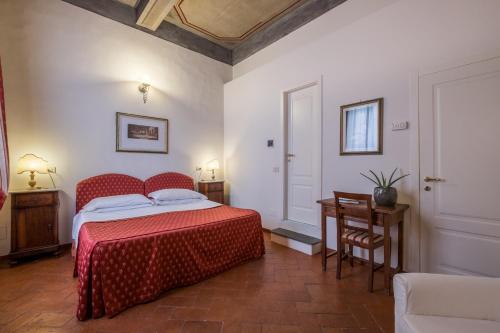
[394,273,500,333]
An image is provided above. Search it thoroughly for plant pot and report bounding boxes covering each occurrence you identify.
[374,187,397,207]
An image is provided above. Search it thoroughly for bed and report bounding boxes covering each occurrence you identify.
[73,172,265,320]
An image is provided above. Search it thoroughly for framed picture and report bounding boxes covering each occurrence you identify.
[340,98,383,155]
[116,112,168,154]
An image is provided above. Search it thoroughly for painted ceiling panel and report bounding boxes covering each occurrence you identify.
[167,0,305,48]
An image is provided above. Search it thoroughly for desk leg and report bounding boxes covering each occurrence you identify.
[384,223,391,294]
[397,221,404,273]
[321,212,327,271]
[336,217,342,280]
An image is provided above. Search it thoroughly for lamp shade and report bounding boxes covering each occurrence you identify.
[206,159,220,171]
[17,154,48,174]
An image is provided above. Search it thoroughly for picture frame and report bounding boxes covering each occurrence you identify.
[116,112,169,154]
[340,98,383,155]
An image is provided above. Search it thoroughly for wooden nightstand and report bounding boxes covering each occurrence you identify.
[9,189,60,263]
[198,180,225,204]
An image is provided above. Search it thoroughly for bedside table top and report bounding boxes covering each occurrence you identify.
[9,188,60,194]
[199,180,224,183]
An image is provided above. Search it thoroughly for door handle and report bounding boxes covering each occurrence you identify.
[424,176,444,182]
[287,153,295,157]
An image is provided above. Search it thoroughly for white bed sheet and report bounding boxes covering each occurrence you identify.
[72,200,222,246]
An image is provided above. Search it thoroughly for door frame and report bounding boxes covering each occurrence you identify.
[410,51,500,272]
[281,78,323,225]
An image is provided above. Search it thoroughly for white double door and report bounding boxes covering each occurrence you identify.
[420,56,500,276]
[285,83,321,226]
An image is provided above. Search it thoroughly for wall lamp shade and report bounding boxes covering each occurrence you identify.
[206,159,220,180]
[17,154,48,189]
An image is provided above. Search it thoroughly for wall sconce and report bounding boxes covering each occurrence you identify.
[138,82,150,103]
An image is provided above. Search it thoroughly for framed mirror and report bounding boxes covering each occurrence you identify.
[340,98,383,155]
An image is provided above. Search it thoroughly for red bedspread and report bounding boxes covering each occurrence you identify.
[74,206,265,320]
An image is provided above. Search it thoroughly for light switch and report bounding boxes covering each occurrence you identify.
[392,121,409,131]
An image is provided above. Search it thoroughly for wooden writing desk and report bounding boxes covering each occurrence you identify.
[317,198,409,292]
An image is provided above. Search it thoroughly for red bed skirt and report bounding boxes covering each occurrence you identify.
[74,206,265,320]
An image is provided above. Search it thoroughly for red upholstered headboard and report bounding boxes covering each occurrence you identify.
[75,174,144,212]
[144,172,194,196]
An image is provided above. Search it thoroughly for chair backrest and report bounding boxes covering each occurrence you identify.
[334,191,374,238]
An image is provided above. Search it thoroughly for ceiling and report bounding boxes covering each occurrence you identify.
[165,0,307,49]
[63,0,348,65]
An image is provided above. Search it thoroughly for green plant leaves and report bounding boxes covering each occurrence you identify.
[361,168,409,188]
[369,170,382,187]
[360,172,380,186]
[387,174,410,187]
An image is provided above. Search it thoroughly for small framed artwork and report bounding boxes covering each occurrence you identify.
[340,98,383,155]
[116,112,168,154]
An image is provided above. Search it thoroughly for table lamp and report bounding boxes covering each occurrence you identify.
[206,159,220,180]
[17,154,49,189]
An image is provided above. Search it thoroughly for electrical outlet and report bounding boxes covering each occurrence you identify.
[392,121,409,131]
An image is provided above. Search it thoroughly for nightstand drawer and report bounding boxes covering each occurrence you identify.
[198,181,225,204]
[207,192,224,203]
[207,182,223,192]
[14,192,56,208]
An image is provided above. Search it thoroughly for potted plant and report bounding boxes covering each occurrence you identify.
[360,168,409,206]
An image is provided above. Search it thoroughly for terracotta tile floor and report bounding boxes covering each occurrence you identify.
[0,232,394,333]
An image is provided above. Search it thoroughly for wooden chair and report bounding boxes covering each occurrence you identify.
[334,191,389,292]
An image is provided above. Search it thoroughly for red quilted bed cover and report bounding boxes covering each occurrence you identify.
[74,205,265,320]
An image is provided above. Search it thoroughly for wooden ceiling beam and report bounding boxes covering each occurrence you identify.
[136,0,176,31]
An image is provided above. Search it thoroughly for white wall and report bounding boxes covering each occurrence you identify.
[0,0,232,255]
[225,0,500,271]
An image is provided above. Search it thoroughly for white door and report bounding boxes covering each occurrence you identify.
[419,56,500,276]
[286,83,321,225]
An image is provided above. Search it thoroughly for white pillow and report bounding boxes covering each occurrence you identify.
[87,203,154,213]
[148,189,207,202]
[153,198,203,206]
[81,194,153,212]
